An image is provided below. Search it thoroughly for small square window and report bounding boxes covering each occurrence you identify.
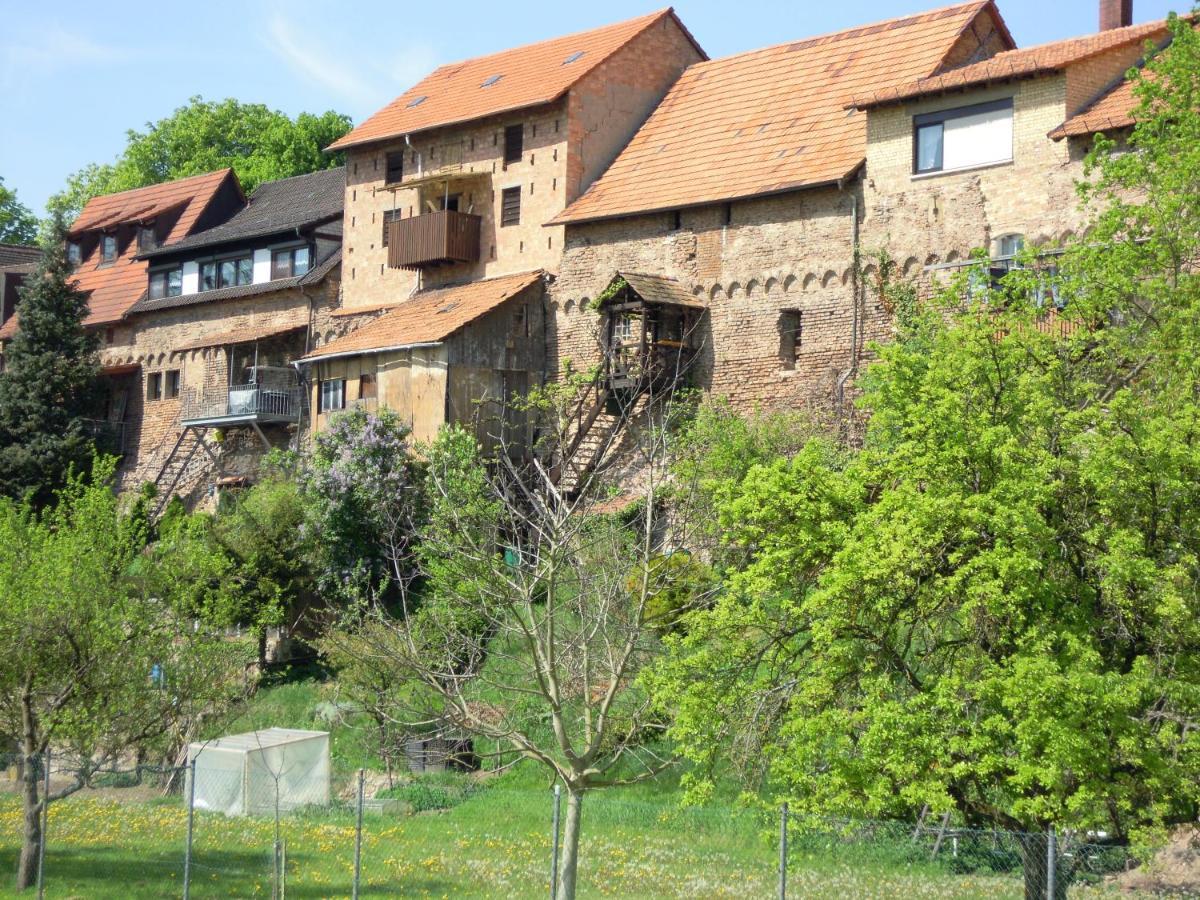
[320,378,346,412]
[500,187,521,227]
[165,370,181,399]
[66,242,81,266]
[146,372,163,402]
[101,234,117,264]
[137,225,158,251]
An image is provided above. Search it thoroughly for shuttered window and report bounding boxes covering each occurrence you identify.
[381,209,402,247]
[503,124,524,165]
[500,187,521,227]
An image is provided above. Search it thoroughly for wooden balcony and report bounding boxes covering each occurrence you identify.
[387,211,481,271]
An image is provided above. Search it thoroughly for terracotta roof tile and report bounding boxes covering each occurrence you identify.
[848,17,1173,109]
[175,316,308,352]
[301,270,543,360]
[54,170,237,330]
[1050,77,1139,138]
[553,2,997,225]
[328,10,700,151]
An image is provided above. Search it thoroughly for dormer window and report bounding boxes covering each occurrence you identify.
[148,266,183,300]
[913,98,1013,175]
[137,224,158,252]
[100,234,118,265]
[66,242,81,266]
[271,245,311,279]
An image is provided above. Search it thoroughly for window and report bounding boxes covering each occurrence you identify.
[406,95,426,108]
[562,51,586,65]
[272,246,311,279]
[381,209,402,247]
[385,151,404,184]
[319,378,346,412]
[500,187,521,227]
[358,373,376,401]
[148,266,183,300]
[503,124,524,166]
[481,74,503,88]
[137,225,158,252]
[100,234,118,264]
[913,99,1013,174]
[437,194,460,212]
[146,372,163,402]
[996,233,1024,258]
[200,256,252,291]
[670,210,682,231]
[165,370,181,399]
[722,203,733,227]
[66,242,81,266]
[779,310,802,370]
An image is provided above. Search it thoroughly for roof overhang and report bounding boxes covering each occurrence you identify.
[296,341,443,365]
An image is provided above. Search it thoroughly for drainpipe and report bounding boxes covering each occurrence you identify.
[835,192,861,417]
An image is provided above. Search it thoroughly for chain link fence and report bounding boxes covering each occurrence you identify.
[1,750,1149,898]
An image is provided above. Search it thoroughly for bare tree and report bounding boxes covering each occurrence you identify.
[327,304,713,899]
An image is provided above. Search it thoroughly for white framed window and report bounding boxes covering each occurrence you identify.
[319,378,345,413]
[914,99,1013,175]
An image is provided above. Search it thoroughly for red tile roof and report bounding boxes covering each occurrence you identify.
[553,2,1000,225]
[175,316,308,352]
[327,10,702,151]
[848,17,1172,109]
[0,170,238,338]
[1050,77,1139,138]
[301,270,543,360]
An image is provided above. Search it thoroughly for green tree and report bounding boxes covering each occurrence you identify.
[0,177,38,245]
[652,14,1200,897]
[0,214,99,507]
[48,97,351,220]
[0,458,251,891]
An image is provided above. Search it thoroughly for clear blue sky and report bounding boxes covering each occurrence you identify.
[0,0,1185,216]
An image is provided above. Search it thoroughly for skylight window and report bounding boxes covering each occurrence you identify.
[562,51,585,65]
[407,95,427,108]
[481,74,503,88]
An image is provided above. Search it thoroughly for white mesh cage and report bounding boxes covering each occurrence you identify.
[187,728,330,818]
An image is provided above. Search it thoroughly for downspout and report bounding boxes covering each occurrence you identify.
[835,190,861,419]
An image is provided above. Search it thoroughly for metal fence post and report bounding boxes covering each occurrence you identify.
[352,768,364,900]
[36,749,49,900]
[184,758,196,900]
[550,783,562,900]
[1046,825,1056,900]
[778,802,788,900]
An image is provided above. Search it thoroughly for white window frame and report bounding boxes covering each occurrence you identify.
[319,378,345,413]
[913,98,1013,176]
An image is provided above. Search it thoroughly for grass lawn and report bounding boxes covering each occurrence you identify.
[0,679,1147,898]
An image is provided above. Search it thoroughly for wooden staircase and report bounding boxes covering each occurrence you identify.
[556,374,650,497]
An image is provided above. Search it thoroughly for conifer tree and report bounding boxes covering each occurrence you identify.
[0,213,100,507]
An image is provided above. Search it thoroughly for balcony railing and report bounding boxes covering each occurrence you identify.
[387,210,481,270]
[180,384,303,426]
[83,419,129,456]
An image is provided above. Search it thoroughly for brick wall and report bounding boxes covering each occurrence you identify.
[100,270,341,494]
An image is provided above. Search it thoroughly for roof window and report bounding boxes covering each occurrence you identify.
[406,95,427,108]
[562,51,585,65]
[481,74,503,88]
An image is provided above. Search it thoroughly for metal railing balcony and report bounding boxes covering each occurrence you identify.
[180,384,303,426]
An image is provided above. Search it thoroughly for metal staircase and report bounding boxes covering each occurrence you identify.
[150,426,221,519]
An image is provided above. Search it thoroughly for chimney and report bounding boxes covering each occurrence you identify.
[1100,0,1132,30]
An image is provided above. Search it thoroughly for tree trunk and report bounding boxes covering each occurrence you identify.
[1018,831,1065,900]
[556,788,584,900]
[16,684,41,892]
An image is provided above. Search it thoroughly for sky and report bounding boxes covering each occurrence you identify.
[0,0,1186,217]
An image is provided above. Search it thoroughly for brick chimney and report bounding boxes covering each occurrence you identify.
[1100,0,1132,30]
